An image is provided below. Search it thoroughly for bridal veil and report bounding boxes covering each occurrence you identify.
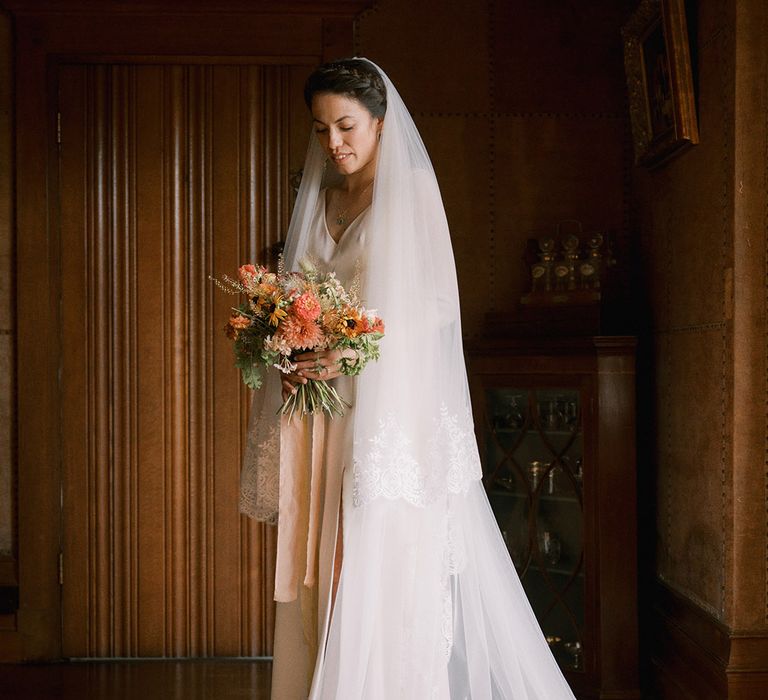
[240,58,576,699]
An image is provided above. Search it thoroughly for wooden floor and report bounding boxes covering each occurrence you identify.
[0,659,272,699]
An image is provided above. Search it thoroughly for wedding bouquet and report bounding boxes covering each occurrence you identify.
[212,258,384,419]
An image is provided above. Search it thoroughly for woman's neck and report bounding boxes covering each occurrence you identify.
[342,159,377,194]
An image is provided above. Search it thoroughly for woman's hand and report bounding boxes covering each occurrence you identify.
[280,348,357,401]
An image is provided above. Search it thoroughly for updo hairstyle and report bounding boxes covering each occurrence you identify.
[304,58,387,119]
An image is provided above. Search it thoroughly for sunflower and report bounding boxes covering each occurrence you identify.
[267,296,288,327]
[339,307,364,338]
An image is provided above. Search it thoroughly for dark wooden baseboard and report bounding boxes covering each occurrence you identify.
[651,580,768,699]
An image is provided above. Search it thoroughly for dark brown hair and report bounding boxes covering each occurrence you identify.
[304,58,387,119]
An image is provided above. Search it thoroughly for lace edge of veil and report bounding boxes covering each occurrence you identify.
[240,421,280,524]
[351,403,483,508]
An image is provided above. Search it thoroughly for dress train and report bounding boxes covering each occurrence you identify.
[307,478,576,699]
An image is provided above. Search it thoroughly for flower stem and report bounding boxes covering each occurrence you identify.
[278,379,351,419]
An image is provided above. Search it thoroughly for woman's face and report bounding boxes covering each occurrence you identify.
[311,92,382,177]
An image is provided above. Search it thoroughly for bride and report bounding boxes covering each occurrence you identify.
[239,58,577,700]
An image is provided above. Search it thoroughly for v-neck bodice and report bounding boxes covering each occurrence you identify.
[308,187,370,288]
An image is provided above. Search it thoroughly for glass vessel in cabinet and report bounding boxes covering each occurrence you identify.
[483,384,586,674]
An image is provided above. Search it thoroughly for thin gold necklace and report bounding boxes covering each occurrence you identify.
[335,179,374,226]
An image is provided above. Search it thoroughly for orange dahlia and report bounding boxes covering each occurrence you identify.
[292,291,322,322]
[229,314,251,330]
[279,316,324,350]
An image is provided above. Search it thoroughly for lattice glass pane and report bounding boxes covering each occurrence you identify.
[483,386,585,672]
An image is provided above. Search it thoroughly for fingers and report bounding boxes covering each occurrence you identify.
[292,355,326,373]
[311,359,338,379]
[285,350,343,382]
[295,357,335,377]
[282,379,298,398]
[301,367,342,381]
[293,359,319,372]
[283,373,307,389]
[340,347,358,361]
[294,349,341,363]
[294,350,323,362]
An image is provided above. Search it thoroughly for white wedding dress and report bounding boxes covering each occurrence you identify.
[265,189,576,699]
[241,58,577,700]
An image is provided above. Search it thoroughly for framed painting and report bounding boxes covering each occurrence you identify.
[622,0,699,167]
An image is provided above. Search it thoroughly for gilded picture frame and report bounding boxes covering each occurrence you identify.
[622,0,699,167]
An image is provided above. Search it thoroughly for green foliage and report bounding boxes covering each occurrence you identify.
[234,345,263,390]
[337,332,384,376]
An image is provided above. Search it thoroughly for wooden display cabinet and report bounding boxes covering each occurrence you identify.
[466,336,639,700]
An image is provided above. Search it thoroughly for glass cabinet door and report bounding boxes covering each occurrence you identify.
[483,385,585,674]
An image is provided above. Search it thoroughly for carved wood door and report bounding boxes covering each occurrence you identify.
[57,63,294,657]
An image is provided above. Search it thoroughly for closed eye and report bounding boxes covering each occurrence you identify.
[314,125,354,134]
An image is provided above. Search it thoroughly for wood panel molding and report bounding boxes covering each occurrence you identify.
[1,0,370,16]
[651,580,768,700]
[56,63,292,659]
[3,0,371,662]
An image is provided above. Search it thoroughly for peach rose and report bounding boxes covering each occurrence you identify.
[238,264,258,282]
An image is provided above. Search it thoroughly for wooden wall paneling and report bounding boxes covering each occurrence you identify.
[108,62,134,659]
[12,16,60,665]
[210,64,246,657]
[208,67,242,654]
[58,62,89,658]
[731,0,768,636]
[636,0,768,695]
[165,63,188,658]
[110,62,134,657]
[189,63,206,654]
[233,64,290,655]
[8,12,323,60]
[57,62,295,658]
[595,344,639,694]
[322,17,355,62]
[4,0,369,662]
[0,10,16,596]
[2,0,366,15]
[133,65,167,657]
[59,63,142,657]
